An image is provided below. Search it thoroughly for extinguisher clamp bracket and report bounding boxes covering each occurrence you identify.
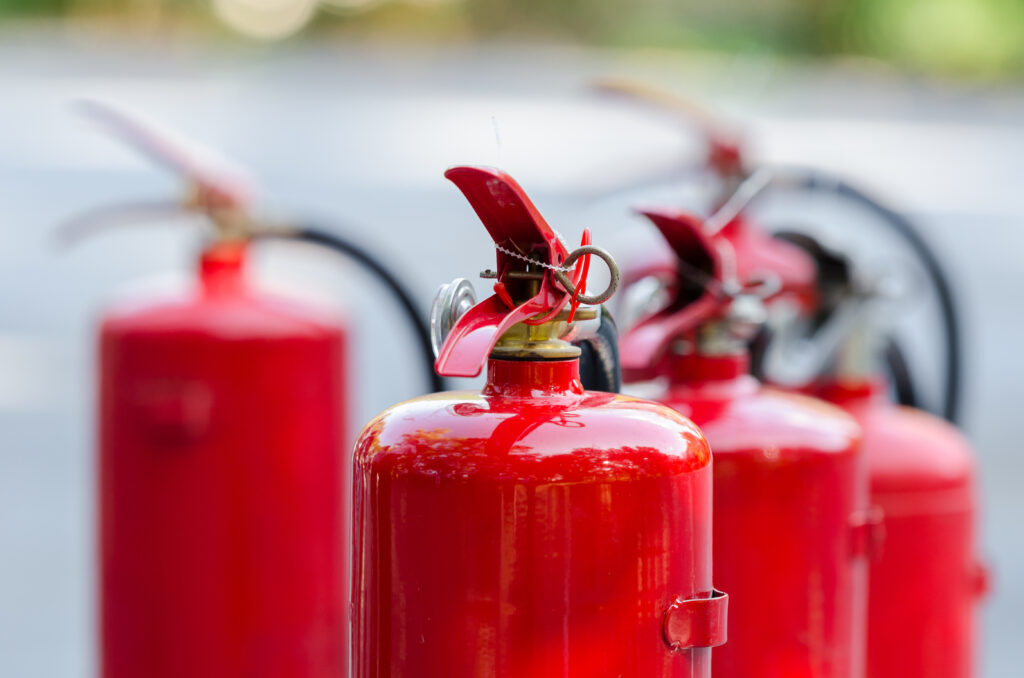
[662,589,729,652]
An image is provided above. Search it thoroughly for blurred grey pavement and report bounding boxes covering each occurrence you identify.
[0,30,1021,676]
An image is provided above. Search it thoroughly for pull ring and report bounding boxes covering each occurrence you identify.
[553,245,620,306]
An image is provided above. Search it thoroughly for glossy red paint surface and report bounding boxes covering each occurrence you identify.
[99,243,348,678]
[352,358,716,678]
[652,353,867,678]
[812,378,983,678]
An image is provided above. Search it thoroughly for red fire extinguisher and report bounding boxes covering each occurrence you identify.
[619,207,870,678]
[99,240,347,678]
[601,80,985,676]
[763,234,988,678]
[351,165,728,677]
[72,101,439,678]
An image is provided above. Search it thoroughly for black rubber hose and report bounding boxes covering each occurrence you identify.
[782,172,962,424]
[573,306,622,393]
[748,325,772,381]
[883,335,918,409]
[260,225,444,394]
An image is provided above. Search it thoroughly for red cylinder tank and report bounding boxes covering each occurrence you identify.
[813,378,985,678]
[99,242,347,678]
[351,166,726,678]
[352,358,716,677]
[620,209,868,678]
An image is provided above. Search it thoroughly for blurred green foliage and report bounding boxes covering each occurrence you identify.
[3,0,1024,78]
[0,0,74,14]
[813,0,1024,76]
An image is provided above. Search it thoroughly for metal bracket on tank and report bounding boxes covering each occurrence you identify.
[662,589,729,652]
[849,506,886,560]
[134,380,214,444]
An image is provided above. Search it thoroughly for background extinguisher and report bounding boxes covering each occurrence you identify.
[68,101,438,678]
[618,206,872,678]
[599,80,988,676]
[761,233,988,678]
[351,165,727,677]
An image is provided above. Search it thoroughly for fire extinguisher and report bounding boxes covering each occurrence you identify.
[762,233,988,678]
[70,100,439,678]
[351,165,728,677]
[619,206,871,678]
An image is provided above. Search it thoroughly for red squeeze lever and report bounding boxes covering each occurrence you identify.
[436,167,587,378]
[618,209,728,382]
[78,99,255,212]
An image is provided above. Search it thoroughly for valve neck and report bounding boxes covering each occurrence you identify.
[693,316,755,356]
[199,241,247,296]
[830,315,885,381]
[812,375,888,408]
[482,358,585,400]
[490,305,597,362]
[665,350,750,384]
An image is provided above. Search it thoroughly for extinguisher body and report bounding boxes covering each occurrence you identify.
[654,354,866,678]
[813,379,984,678]
[99,244,348,678]
[352,358,719,678]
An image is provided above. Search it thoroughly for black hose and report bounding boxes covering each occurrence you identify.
[883,335,918,409]
[748,325,772,381]
[573,306,622,393]
[260,225,444,394]
[782,171,962,424]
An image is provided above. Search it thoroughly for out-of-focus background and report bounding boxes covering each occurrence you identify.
[0,1,1021,676]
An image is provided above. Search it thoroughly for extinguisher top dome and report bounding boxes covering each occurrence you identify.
[618,208,779,380]
[66,100,257,239]
[370,166,715,486]
[68,100,343,333]
[71,99,442,392]
[431,166,620,377]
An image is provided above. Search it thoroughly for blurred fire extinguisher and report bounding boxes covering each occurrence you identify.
[599,78,987,677]
[618,205,872,678]
[761,233,989,678]
[66,100,439,678]
[351,165,727,677]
